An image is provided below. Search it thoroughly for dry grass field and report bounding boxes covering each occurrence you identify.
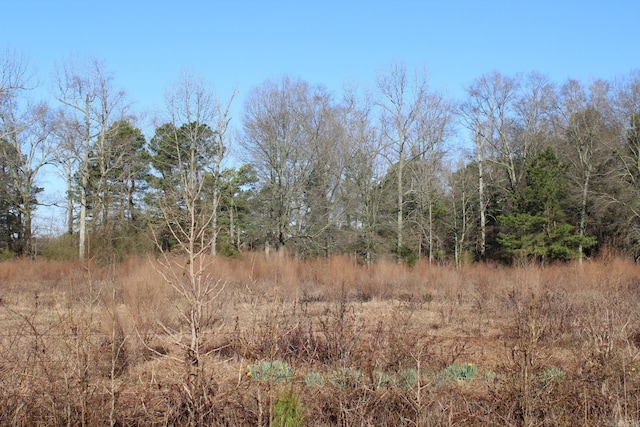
[0,254,639,426]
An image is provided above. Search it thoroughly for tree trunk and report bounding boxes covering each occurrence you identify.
[477,127,487,261]
[578,170,591,263]
[210,191,218,256]
[79,181,87,260]
[67,180,74,235]
[79,95,91,261]
[397,156,404,261]
[23,205,32,258]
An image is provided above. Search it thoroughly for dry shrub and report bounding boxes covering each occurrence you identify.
[0,258,90,288]
[1,254,640,425]
[118,258,172,332]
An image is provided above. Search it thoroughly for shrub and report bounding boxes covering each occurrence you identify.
[374,370,393,389]
[444,362,477,381]
[304,371,325,387]
[398,245,418,267]
[329,367,361,390]
[0,249,13,261]
[272,391,304,427]
[536,366,566,389]
[40,233,77,260]
[247,360,293,383]
[397,367,418,389]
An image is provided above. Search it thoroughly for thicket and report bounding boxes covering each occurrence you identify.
[0,254,639,426]
[3,49,640,266]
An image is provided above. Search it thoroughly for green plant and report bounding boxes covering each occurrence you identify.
[444,362,477,381]
[247,360,293,383]
[0,248,14,261]
[304,371,325,387]
[373,370,392,389]
[397,367,418,389]
[329,367,361,390]
[536,366,565,389]
[398,245,418,266]
[272,391,304,427]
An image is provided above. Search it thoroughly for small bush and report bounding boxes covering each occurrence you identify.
[272,391,304,427]
[444,362,477,381]
[304,371,325,387]
[0,249,13,261]
[329,367,361,390]
[536,366,566,389]
[397,368,418,389]
[374,370,393,389]
[247,360,293,382]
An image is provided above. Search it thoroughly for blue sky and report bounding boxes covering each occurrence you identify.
[2,0,639,232]
[4,0,638,117]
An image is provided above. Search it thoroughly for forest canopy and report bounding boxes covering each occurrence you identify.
[1,50,639,265]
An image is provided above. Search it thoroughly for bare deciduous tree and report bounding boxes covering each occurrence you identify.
[341,84,385,263]
[149,72,233,425]
[446,158,477,268]
[53,57,127,259]
[241,76,333,254]
[460,71,554,260]
[376,63,453,261]
[555,79,617,261]
[0,49,53,256]
[0,102,55,256]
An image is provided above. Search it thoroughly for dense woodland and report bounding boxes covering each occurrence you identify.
[2,49,640,265]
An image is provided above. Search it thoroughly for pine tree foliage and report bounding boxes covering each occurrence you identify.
[498,147,596,262]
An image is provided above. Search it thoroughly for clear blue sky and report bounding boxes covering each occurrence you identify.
[3,0,638,116]
[2,0,639,232]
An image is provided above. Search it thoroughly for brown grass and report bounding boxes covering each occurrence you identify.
[0,254,639,425]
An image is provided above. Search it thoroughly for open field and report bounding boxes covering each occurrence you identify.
[0,254,639,426]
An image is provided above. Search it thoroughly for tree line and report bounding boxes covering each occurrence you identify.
[1,49,639,265]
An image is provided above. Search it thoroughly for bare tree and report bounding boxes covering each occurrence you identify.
[51,108,81,235]
[299,86,348,256]
[554,79,617,261]
[160,72,234,255]
[460,71,553,259]
[52,57,127,259]
[0,48,33,98]
[241,76,325,253]
[407,149,447,263]
[457,102,490,260]
[446,158,477,268]
[0,102,55,256]
[0,49,53,256]
[341,84,385,263]
[376,63,453,261]
[149,72,232,424]
[608,70,640,256]
[612,70,640,185]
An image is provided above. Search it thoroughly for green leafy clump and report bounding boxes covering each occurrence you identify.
[536,367,566,389]
[246,360,293,382]
[330,368,361,390]
[444,362,477,381]
[0,249,14,261]
[397,368,418,389]
[398,244,418,266]
[272,391,304,427]
[373,370,392,389]
[304,371,325,387]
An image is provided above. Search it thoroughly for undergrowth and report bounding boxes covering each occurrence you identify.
[0,254,638,425]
